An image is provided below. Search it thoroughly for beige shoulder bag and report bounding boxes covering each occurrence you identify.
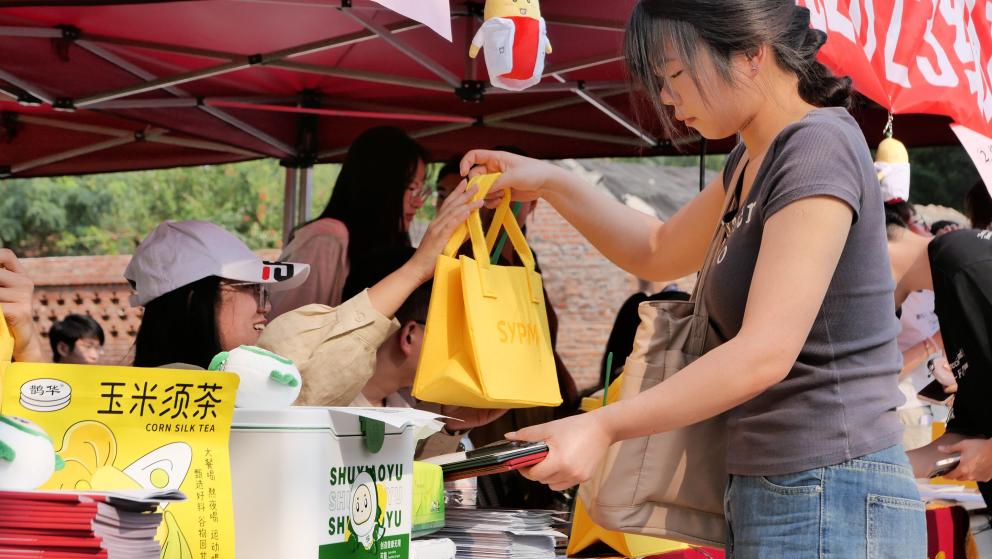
[577,156,749,548]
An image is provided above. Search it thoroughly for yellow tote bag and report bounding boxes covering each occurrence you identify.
[413,173,560,409]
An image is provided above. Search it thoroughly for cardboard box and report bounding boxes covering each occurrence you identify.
[230,407,442,559]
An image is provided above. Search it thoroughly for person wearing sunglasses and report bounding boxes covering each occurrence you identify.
[125,180,481,406]
[268,126,433,320]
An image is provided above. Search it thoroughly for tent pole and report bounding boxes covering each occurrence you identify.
[283,167,299,246]
[541,16,625,32]
[320,122,474,159]
[316,90,630,160]
[342,10,462,87]
[76,41,295,155]
[297,166,313,225]
[74,60,253,107]
[267,61,450,92]
[487,121,645,147]
[200,106,296,155]
[544,55,625,76]
[147,135,261,157]
[206,100,474,124]
[0,85,18,100]
[0,67,55,105]
[487,80,626,94]
[72,23,429,108]
[0,26,61,39]
[550,73,657,147]
[88,96,299,109]
[11,132,165,175]
[18,114,133,137]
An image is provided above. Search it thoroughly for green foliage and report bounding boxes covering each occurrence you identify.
[907,146,980,210]
[0,160,341,257]
[0,145,982,257]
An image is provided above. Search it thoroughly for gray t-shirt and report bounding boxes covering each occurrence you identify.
[704,107,904,476]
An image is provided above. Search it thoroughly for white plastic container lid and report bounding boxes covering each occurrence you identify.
[231,407,408,437]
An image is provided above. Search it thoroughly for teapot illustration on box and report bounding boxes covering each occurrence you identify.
[470,0,552,91]
[209,345,302,408]
[0,415,63,490]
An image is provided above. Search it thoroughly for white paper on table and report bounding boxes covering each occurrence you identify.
[371,0,452,41]
[331,406,446,440]
[917,481,987,510]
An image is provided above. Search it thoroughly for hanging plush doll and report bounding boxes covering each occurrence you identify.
[470,0,552,92]
[875,134,910,203]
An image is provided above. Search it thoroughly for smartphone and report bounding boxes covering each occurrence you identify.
[927,455,961,478]
[918,378,952,403]
[465,440,548,459]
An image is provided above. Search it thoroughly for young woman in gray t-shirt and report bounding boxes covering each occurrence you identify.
[458,0,925,557]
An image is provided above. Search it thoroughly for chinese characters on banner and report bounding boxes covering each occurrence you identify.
[796,0,991,136]
[796,0,992,195]
[0,362,239,559]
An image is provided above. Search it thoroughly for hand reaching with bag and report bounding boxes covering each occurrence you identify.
[404,180,484,284]
[460,150,566,207]
[367,181,482,320]
[506,411,615,491]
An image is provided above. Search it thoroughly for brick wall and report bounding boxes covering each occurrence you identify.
[526,202,640,393]
[21,255,140,366]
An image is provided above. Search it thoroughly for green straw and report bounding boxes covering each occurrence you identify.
[491,202,523,265]
[602,352,614,407]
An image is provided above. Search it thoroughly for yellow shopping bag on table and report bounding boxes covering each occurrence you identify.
[413,173,560,409]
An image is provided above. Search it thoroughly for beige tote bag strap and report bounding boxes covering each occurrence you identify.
[691,153,749,308]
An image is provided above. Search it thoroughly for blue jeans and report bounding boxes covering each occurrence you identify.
[725,445,926,558]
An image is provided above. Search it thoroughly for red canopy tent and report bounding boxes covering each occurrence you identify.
[0,0,956,172]
[0,0,965,234]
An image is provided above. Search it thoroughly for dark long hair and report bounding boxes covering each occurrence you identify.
[133,276,223,369]
[624,0,853,139]
[966,180,992,230]
[316,126,428,261]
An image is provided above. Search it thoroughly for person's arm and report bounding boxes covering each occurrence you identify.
[365,181,483,317]
[460,150,731,282]
[898,332,944,381]
[258,182,483,405]
[0,249,44,363]
[938,438,992,482]
[906,432,975,479]
[508,195,855,490]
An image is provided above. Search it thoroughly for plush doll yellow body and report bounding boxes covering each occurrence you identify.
[469,0,552,91]
[875,135,910,203]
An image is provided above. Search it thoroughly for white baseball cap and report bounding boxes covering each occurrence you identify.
[124,220,310,307]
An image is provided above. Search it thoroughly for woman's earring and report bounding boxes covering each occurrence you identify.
[746,52,759,75]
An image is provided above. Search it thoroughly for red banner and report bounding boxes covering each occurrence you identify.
[797,0,992,136]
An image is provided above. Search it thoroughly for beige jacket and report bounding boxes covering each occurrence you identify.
[269,218,350,320]
[258,289,398,407]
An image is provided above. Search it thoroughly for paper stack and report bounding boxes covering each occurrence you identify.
[430,508,568,559]
[0,489,184,558]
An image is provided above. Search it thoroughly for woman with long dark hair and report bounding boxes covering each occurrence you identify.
[268,126,430,319]
[461,1,925,556]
